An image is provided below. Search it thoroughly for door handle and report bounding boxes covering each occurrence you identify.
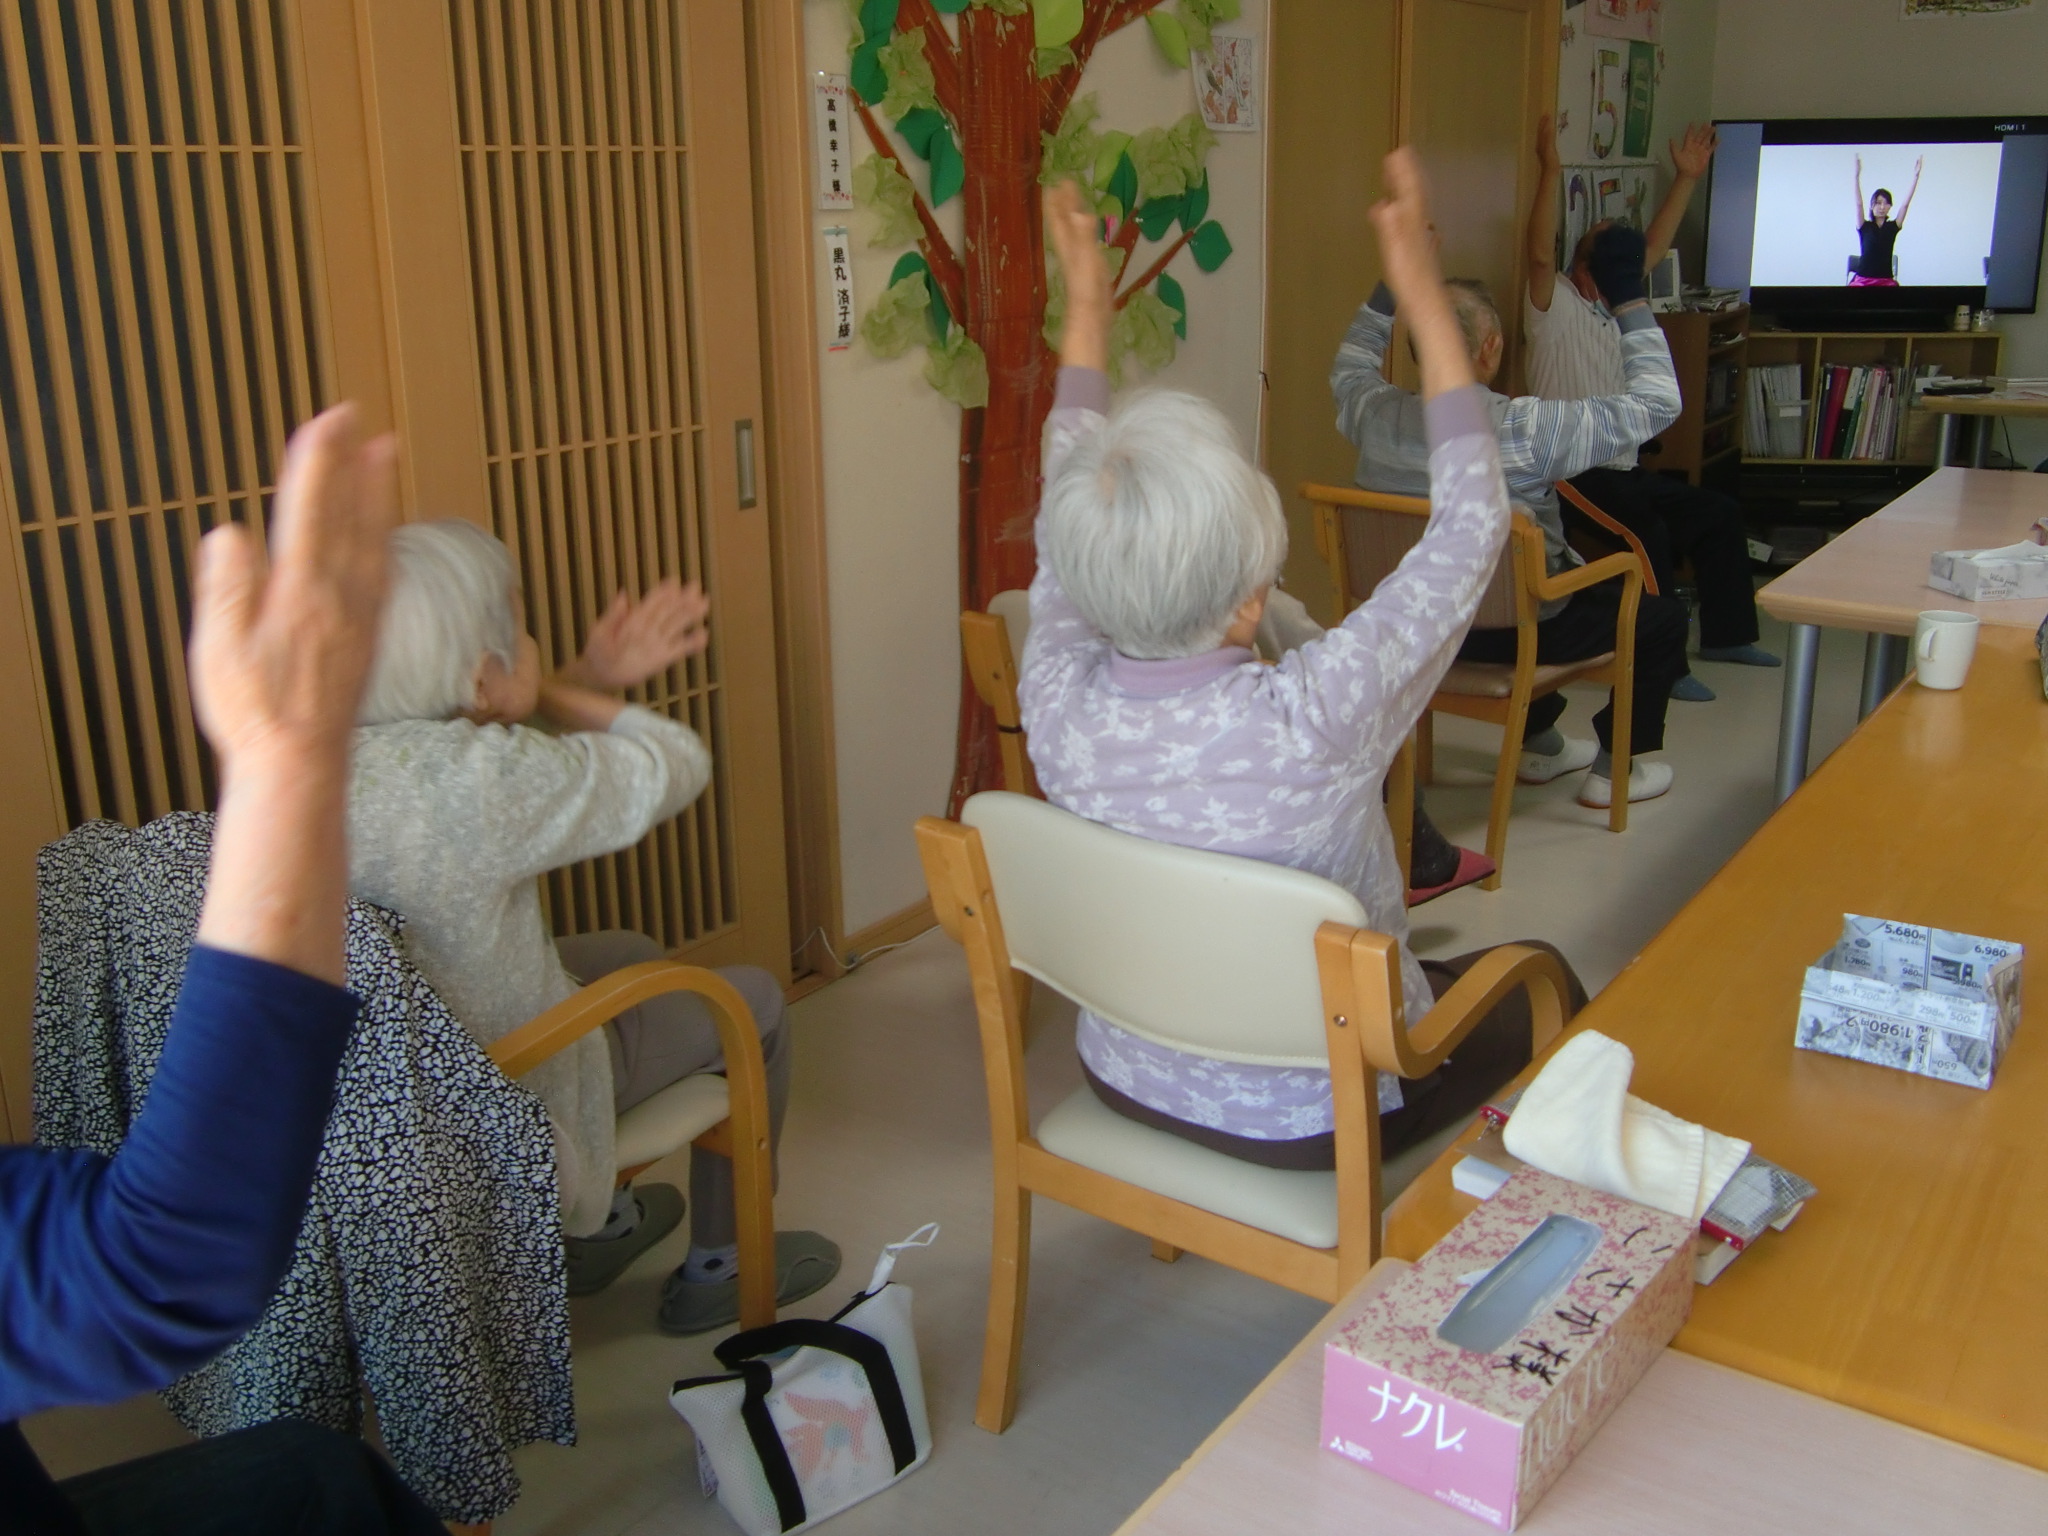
[735,419,757,509]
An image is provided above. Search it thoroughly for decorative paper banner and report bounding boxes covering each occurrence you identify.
[1586,0,1662,41]
[1621,39,1656,159]
[1905,0,2030,12]
[821,226,855,351]
[1193,33,1259,133]
[813,72,854,211]
[1589,46,1623,160]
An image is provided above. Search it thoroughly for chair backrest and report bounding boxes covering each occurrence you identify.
[1305,484,1521,632]
[987,588,1029,671]
[959,792,1366,1067]
[961,595,1039,797]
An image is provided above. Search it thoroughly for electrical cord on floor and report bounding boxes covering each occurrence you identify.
[792,926,922,975]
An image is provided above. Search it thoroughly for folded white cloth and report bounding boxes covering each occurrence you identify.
[1501,1031,1750,1223]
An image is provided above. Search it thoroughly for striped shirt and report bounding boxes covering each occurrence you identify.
[1525,281,1638,471]
[1331,286,1680,596]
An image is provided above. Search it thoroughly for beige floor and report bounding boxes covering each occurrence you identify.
[24,618,1873,1534]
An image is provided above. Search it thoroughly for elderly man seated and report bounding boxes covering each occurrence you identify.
[1017,155,1584,1173]
[1331,231,1690,808]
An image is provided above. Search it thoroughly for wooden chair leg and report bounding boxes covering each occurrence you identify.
[1484,697,1532,892]
[1013,973,1036,1046]
[716,1112,777,1331]
[1150,1238,1183,1263]
[976,1180,1032,1434]
[1415,711,1435,786]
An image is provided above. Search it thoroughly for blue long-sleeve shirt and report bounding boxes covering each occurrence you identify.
[1,945,358,1521]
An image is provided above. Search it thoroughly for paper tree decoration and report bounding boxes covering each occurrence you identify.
[845,0,1239,809]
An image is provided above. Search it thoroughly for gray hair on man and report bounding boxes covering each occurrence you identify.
[1444,278,1503,358]
[1040,389,1286,660]
[358,519,521,725]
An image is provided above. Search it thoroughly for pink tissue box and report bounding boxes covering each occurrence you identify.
[1320,1170,1695,1529]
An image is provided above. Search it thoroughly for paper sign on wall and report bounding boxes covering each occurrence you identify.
[821,226,855,352]
[813,72,854,211]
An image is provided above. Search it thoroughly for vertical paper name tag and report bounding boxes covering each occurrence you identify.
[813,72,854,211]
[822,227,855,352]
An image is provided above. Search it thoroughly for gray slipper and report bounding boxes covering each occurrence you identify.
[565,1183,685,1297]
[656,1230,843,1336]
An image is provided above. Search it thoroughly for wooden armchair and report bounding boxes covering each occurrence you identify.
[916,792,1572,1432]
[485,959,777,1330]
[1558,480,1661,596]
[1307,484,1644,888]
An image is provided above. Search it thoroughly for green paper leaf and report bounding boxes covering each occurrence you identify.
[1146,10,1190,68]
[1091,129,1133,192]
[1156,272,1187,339]
[860,0,899,43]
[895,105,946,158]
[1105,151,1139,218]
[1035,44,1075,77]
[1182,0,1238,50]
[862,272,932,358]
[972,0,1027,13]
[1041,94,1100,188]
[928,123,965,207]
[850,43,887,105]
[1111,287,1180,384]
[1180,172,1209,232]
[888,251,931,289]
[1129,114,1215,204]
[1136,196,1182,243]
[853,153,921,246]
[1032,0,1084,50]
[1189,219,1232,273]
[878,30,937,118]
[931,0,970,10]
[924,328,988,407]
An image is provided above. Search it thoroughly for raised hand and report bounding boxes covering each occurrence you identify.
[188,404,397,767]
[1045,179,1111,372]
[1371,148,1470,399]
[574,579,712,691]
[1671,122,1718,180]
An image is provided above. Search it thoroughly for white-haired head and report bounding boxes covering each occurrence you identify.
[358,519,520,725]
[1039,390,1286,660]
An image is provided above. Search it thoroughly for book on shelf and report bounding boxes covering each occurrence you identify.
[1743,362,1808,458]
[1809,362,1919,461]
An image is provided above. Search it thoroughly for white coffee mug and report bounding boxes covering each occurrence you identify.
[1914,610,1980,690]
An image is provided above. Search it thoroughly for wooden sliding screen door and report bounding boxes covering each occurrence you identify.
[1398,0,1557,391]
[0,0,789,1138]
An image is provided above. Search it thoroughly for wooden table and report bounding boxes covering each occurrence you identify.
[1756,467,2048,800]
[1118,1261,2048,1535]
[1379,627,2048,1471]
[1921,387,2048,467]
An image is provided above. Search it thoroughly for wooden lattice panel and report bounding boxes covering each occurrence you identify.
[0,0,326,829]
[447,0,734,949]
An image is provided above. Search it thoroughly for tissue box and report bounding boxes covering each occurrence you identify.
[1928,545,2048,601]
[1321,1170,1694,1529]
[1795,915,2023,1089]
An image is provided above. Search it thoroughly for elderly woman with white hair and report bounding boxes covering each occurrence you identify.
[1022,159,1585,1171]
[348,521,837,1334]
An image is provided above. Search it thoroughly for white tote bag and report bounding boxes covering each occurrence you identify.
[670,1225,938,1535]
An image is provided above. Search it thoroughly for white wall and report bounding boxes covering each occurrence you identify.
[1555,0,1721,270]
[804,2,1270,933]
[1712,0,2048,465]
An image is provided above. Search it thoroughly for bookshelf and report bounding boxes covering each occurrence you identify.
[1643,307,1747,486]
[1741,329,2005,467]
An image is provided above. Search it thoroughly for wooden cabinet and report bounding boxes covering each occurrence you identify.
[1643,307,1748,486]
[1741,329,2005,468]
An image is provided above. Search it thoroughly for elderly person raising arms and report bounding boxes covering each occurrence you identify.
[2,407,444,1533]
[1020,155,1585,1172]
[348,524,837,1334]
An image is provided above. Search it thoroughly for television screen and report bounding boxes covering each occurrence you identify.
[1706,117,2048,320]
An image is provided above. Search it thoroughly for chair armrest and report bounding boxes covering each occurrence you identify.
[487,959,762,1089]
[1533,550,1642,604]
[1557,484,1660,597]
[1331,935,1572,1080]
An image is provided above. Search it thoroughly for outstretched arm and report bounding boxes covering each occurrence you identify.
[1897,156,1925,226]
[1853,154,1867,227]
[1645,123,1716,270]
[1527,113,1562,312]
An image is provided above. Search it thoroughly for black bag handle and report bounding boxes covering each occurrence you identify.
[716,1317,920,1478]
[736,1359,808,1532]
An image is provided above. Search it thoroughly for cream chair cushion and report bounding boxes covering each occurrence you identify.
[1437,655,1615,698]
[1036,1089,1338,1249]
[613,1072,730,1169]
[960,792,1365,1067]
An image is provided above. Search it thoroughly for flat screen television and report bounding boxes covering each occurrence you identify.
[1704,116,2048,329]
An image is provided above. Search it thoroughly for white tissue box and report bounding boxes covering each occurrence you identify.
[1928,545,2048,602]
[1795,915,2023,1090]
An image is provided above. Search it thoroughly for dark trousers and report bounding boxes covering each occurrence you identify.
[1570,466,1760,649]
[1085,942,1587,1169]
[1457,578,1689,755]
[57,1420,443,1536]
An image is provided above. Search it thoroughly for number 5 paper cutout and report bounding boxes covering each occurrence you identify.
[1590,48,1621,161]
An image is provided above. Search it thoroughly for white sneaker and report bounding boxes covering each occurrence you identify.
[1577,759,1674,808]
[1517,736,1598,785]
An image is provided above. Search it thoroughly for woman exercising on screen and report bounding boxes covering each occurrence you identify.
[1850,154,1923,286]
